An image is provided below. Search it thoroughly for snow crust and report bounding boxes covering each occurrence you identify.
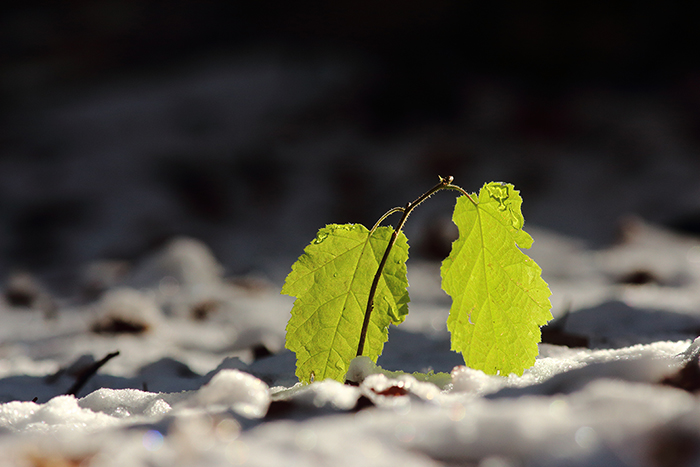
[4,218,700,466]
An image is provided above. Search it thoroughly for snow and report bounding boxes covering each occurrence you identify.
[3,215,700,467]
[190,369,270,418]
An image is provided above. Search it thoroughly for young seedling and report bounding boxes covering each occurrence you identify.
[282,176,552,383]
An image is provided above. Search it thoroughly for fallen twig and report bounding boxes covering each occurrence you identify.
[65,351,120,397]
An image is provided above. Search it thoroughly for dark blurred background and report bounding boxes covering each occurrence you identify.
[2,1,700,292]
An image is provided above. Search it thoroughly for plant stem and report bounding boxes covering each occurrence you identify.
[445,183,474,203]
[356,176,461,357]
[370,206,405,233]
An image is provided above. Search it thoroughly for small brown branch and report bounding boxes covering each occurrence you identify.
[356,176,466,357]
[65,351,120,397]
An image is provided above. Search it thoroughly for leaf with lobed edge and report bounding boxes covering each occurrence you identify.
[441,182,553,376]
[282,224,410,383]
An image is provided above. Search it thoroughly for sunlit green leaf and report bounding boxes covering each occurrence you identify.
[441,182,552,376]
[282,224,409,383]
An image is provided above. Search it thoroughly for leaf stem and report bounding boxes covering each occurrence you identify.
[356,175,462,357]
[445,183,475,204]
[370,207,405,233]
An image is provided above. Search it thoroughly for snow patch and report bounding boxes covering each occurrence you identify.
[186,369,270,418]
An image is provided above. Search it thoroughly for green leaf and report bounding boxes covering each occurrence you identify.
[441,182,552,376]
[282,224,410,383]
